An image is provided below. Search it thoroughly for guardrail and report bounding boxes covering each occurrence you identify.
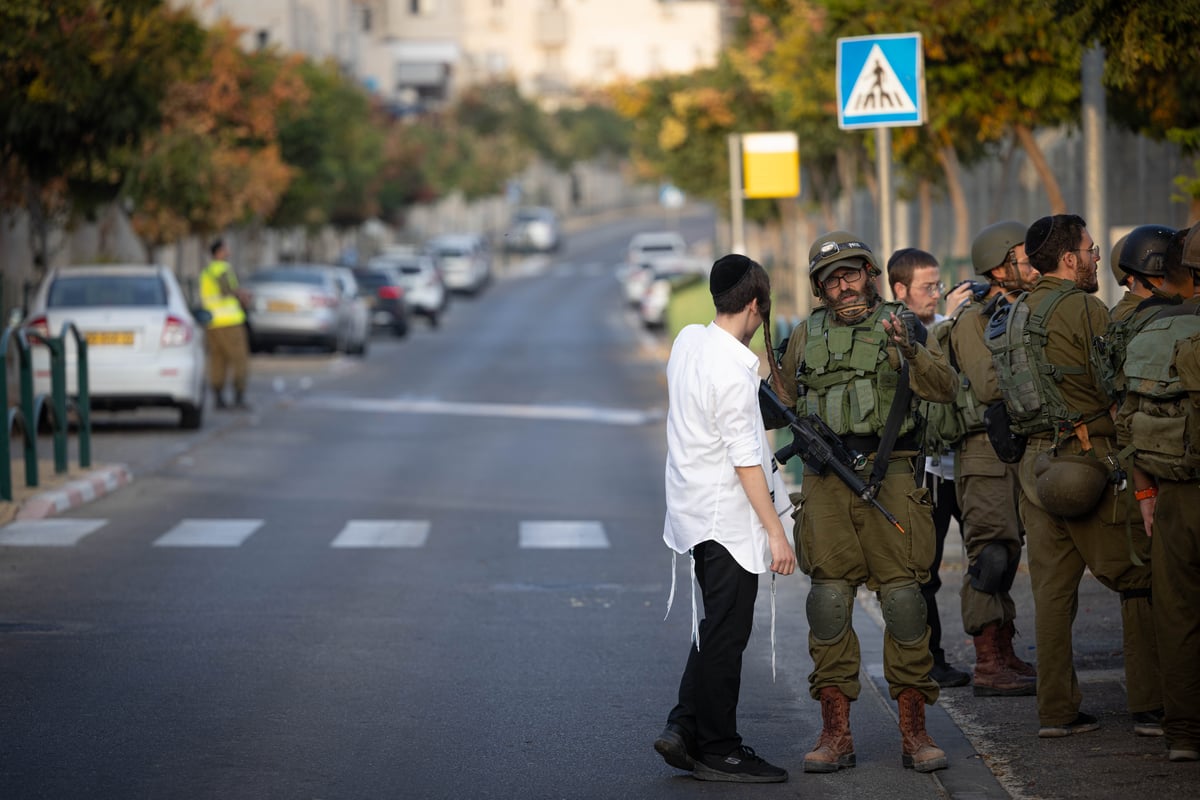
[0,321,91,501]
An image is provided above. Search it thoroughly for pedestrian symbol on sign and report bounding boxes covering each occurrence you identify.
[845,45,917,117]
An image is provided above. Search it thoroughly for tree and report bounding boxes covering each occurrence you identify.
[1057,0,1200,221]
[272,60,384,234]
[125,21,307,257]
[0,0,203,267]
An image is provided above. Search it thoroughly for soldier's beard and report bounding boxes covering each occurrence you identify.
[831,284,879,323]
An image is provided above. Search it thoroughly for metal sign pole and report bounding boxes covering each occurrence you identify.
[728,134,746,254]
[877,126,893,260]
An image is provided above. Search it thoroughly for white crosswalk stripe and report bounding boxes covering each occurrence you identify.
[330,520,430,548]
[153,519,263,548]
[0,519,107,547]
[519,521,610,549]
[0,518,614,549]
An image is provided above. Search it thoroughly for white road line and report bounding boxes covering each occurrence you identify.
[299,396,663,426]
[519,521,610,549]
[330,520,430,548]
[153,519,263,548]
[0,519,108,547]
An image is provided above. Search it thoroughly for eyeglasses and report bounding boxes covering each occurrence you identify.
[1074,244,1100,259]
[820,266,867,291]
[915,281,944,297]
[810,239,872,270]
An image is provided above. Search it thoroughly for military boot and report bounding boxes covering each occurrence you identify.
[997,620,1037,678]
[803,686,855,773]
[973,623,1036,697]
[897,688,947,773]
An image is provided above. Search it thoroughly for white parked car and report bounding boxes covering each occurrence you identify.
[638,260,708,329]
[623,231,688,306]
[504,206,561,253]
[368,253,447,328]
[429,233,491,294]
[24,264,208,429]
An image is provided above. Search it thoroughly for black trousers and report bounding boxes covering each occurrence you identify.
[666,540,759,757]
[921,472,962,659]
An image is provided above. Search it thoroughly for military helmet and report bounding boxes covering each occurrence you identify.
[1119,224,1177,278]
[1183,226,1200,271]
[1109,233,1131,286]
[808,231,878,297]
[1033,451,1110,518]
[971,220,1027,276]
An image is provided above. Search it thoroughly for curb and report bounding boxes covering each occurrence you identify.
[14,465,133,521]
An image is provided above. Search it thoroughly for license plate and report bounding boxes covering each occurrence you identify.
[85,331,134,346]
[266,299,297,313]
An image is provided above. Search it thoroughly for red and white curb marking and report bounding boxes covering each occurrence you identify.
[15,465,132,520]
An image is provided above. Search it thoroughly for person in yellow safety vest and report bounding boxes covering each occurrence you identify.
[200,239,251,410]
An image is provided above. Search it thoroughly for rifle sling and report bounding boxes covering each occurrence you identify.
[867,356,913,494]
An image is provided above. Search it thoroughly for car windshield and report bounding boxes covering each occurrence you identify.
[354,271,396,289]
[436,249,468,258]
[47,274,167,308]
[398,265,424,275]
[638,243,679,253]
[249,269,326,286]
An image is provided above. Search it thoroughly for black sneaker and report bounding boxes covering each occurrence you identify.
[693,745,788,783]
[1038,712,1101,738]
[1133,709,1165,737]
[930,659,971,688]
[654,724,697,771]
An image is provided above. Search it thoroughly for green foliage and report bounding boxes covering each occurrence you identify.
[0,0,204,217]
[273,60,385,231]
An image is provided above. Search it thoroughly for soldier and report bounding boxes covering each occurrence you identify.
[948,222,1040,697]
[996,214,1161,738]
[1108,233,1137,321]
[1114,226,1199,760]
[1110,227,1175,323]
[773,231,957,774]
[887,248,971,688]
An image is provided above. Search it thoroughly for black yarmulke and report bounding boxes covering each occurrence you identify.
[1025,216,1054,260]
[710,254,754,297]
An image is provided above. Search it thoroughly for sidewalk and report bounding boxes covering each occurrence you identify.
[0,459,131,525]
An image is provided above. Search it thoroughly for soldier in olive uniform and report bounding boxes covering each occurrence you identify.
[773,232,957,774]
[1107,233,1138,322]
[1007,215,1160,738]
[949,222,1039,697]
[1110,227,1174,323]
[1115,226,1200,762]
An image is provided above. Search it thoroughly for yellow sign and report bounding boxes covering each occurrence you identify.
[742,132,800,199]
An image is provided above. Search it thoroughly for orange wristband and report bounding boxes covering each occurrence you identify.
[1135,486,1158,501]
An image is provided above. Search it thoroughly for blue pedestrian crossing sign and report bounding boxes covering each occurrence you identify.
[837,33,925,130]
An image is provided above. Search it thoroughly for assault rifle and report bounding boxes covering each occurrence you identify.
[759,380,905,533]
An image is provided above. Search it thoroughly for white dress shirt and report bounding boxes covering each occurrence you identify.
[662,322,788,575]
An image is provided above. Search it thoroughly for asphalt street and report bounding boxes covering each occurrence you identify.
[0,208,1194,799]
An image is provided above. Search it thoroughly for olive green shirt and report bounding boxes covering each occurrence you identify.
[774,302,957,410]
[950,297,1003,406]
[1024,275,1113,434]
[1110,290,1143,323]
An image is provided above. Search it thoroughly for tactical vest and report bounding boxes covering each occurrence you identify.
[200,260,246,329]
[1118,312,1200,481]
[920,310,989,454]
[801,302,915,439]
[985,283,1083,437]
[1098,296,1183,401]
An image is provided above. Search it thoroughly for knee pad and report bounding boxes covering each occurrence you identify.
[880,581,927,644]
[806,580,854,644]
[968,543,1017,594]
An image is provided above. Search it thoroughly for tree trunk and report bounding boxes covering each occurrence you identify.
[918,179,933,252]
[935,146,972,260]
[1013,123,1066,214]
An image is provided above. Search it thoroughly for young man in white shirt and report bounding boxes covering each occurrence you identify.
[654,254,797,784]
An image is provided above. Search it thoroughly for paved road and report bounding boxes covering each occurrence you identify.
[0,209,1194,799]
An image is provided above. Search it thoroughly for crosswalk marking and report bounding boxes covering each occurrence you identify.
[0,518,616,550]
[519,521,610,549]
[0,519,107,547]
[331,520,429,548]
[153,519,263,548]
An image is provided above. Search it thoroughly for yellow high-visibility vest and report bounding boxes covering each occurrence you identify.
[199,259,246,329]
